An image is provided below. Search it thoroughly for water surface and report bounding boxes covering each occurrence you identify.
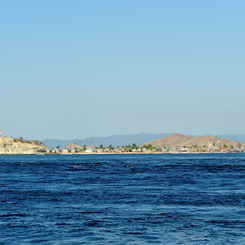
[1,154,245,244]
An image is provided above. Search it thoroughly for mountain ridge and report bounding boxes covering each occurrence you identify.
[42,133,245,149]
[42,132,170,148]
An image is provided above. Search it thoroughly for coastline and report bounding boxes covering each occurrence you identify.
[0,152,242,155]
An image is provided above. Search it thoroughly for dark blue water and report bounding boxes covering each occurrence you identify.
[1,154,245,244]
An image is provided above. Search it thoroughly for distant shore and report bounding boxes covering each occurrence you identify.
[2,151,240,155]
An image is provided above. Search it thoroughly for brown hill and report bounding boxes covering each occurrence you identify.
[143,133,193,148]
[183,136,245,148]
[64,143,82,150]
[143,133,245,149]
[87,145,96,149]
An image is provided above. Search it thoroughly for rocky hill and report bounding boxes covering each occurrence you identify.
[64,143,82,150]
[143,133,245,149]
[87,145,96,149]
[0,137,47,154]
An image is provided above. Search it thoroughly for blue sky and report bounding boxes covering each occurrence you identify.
[1,0,245,140]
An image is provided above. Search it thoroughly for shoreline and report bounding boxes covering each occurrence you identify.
[0,152,243,156]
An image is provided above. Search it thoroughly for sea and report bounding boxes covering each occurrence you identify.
[1,153,245,244]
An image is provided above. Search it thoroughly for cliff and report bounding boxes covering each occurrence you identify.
[0,137,47,154]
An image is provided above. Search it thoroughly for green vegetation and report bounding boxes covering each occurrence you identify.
[142,144,156,150]
[37,149,46,153]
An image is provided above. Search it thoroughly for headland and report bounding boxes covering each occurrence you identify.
[0,137,47,155]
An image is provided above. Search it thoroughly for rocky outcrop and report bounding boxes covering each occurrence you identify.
[0,137,47,154]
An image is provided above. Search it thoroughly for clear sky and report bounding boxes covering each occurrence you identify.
[1,0,245,140]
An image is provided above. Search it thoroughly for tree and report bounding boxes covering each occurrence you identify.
[100,144,103,149]
[122,145,125,149]
[131,143,137,149]
[223,144,228,148]
[142,144,154,150]
[230,145,234,149]
[83,145,87,151]
[57,146,60,149]
[117,146,119,148]
[213,143,215,146]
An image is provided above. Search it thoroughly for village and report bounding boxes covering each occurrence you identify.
[44,143,245,154]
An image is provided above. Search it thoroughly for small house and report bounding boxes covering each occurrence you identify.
[62,148,69,154]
